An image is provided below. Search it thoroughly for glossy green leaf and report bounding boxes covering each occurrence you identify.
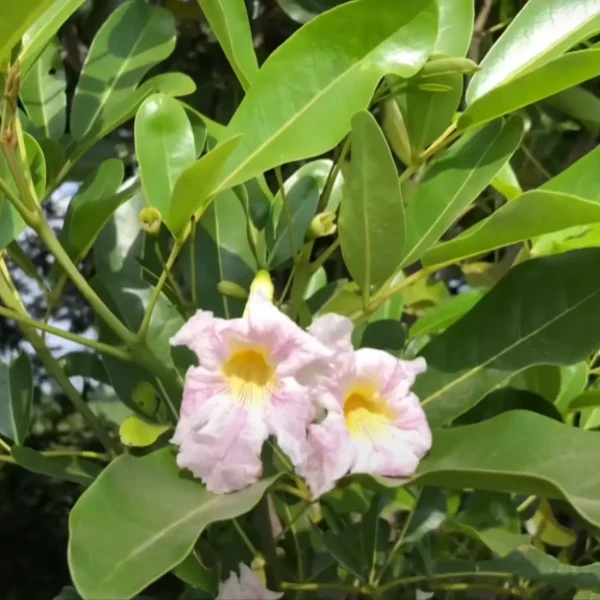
[402,487,447,545]
[455,388,563,426]
[195,0,258,89]
[267,160,338,267]
[319,527,364,580]
[0,354,33,444]
[358,320,405,353]
[172,551,219,594]
[491,161,522,201]
[541,143,600,201]
[276,0,348,24]
[93,276,184,370]
[68,449,278,599]
[11,446,101,486]
[339,111,404,293]
[57,159,125,276]
[59,352,110,385]
[0,133,46,250]
[416,249,600,427]
[20,37,66,140]
[135,94,196,218]
[461,50,600,130]
[400,117,524,266]
[119,415,169,447]
[435,0,474,57]
[409,288,486,339]
[424,191,600,267]
[0,0,55,65]
[167,136,242,236]
[93,193,146,278]
[214,0,438,191]
[409,411,600,528]
[433,546,600,592]
[554,363,589,414]
[182,189,256,318]
[19,0,86,75]
[70,0,177,141]
[526,500,576,547]
[467,0,600,104]
[547,86,600,134]
[397,72,462,154]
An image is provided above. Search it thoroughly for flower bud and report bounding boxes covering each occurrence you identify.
[217,280,248,300]
[382,99,412,167]
[139,206,162,236]
[249,270,274,302]
[309,211,337,239]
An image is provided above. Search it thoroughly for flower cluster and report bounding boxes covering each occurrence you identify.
[171,275,431,496]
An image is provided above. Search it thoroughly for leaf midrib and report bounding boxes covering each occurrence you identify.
[421,285,600,410]
[402,122,508,266]
[214,7,427,194]
[76,9,159,140]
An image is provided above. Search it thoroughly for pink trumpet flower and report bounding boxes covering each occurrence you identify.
[299,314,432,497]
[170,273,333,494]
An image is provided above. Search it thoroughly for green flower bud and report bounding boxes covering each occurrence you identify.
[217,280,249,300]
[309,211,337,239]
[139,206,162,236]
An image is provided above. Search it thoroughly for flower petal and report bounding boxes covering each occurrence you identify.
[309,313,354,359]
[174,398,268,494]
[266,377,313,467]
[298,413,354,498]
[246,292,332,376]
[238,564,283,600]
[216,571,243,600]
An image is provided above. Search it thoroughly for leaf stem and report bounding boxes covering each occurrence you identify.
[276,167,298,261]
[190,216,198,307]
[281,582,370,594]
[138,237,184,341]
[377,571,515,595]
[232,518,260,557]
[0,305,132,360]
[255,495,281,589]
[318,135,350,212]
[41,450,111,461]
[287,244,313,321]
[0,264,119,456]
[0,437,11,453]
[309,238,340,274]
[419,122,458,162]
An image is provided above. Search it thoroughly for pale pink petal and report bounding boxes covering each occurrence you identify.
[175,399,268,494]
[309,313,354,360]
[216,570,243,600]
[299,413,354,498]
[238,564,283,600]
[266,377,313,467]
[178,365,227,418]
[246,292,332,376]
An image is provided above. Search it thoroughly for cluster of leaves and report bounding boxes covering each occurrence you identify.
[2,0,600,599]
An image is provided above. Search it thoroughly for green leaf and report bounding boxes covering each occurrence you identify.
[59,351,110,385]
[401,487,447,545]
[409,289,486,339]
[276,0,348,24]
[172,551,219,594]
[320,527,365,580]
[361,497,389,580]
[434,546,600,593]
[466,0,600,104]
[410,411,600,529]
[358,320,405,353]
[20,37,66,140]
[455,388,563,426]
[546,86,600,134]
[182,189,256,319]
[491,161,522,201]
[19,0,86,76]
[70,0,177,141]
[68,448,278,599]
[23,132,46,199]
[195,0,258,89]
[400,117,524,267]
[119,415,169,447]
[267,160,337,267]
[525,499,576,548]
[93,192,146,278]
[0,0,55,66]
[424,191,600,267]
[0,354,33,444]
[56,159,125,276]
[11,446,101,486]
[435,0,474,57]
[460,50,600,130]
[135,94,196,219]
[166,136,242,236]
[215,0,438,191]
[339,111,404,293]
[397,71,462,155]
[416,249,600,427]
